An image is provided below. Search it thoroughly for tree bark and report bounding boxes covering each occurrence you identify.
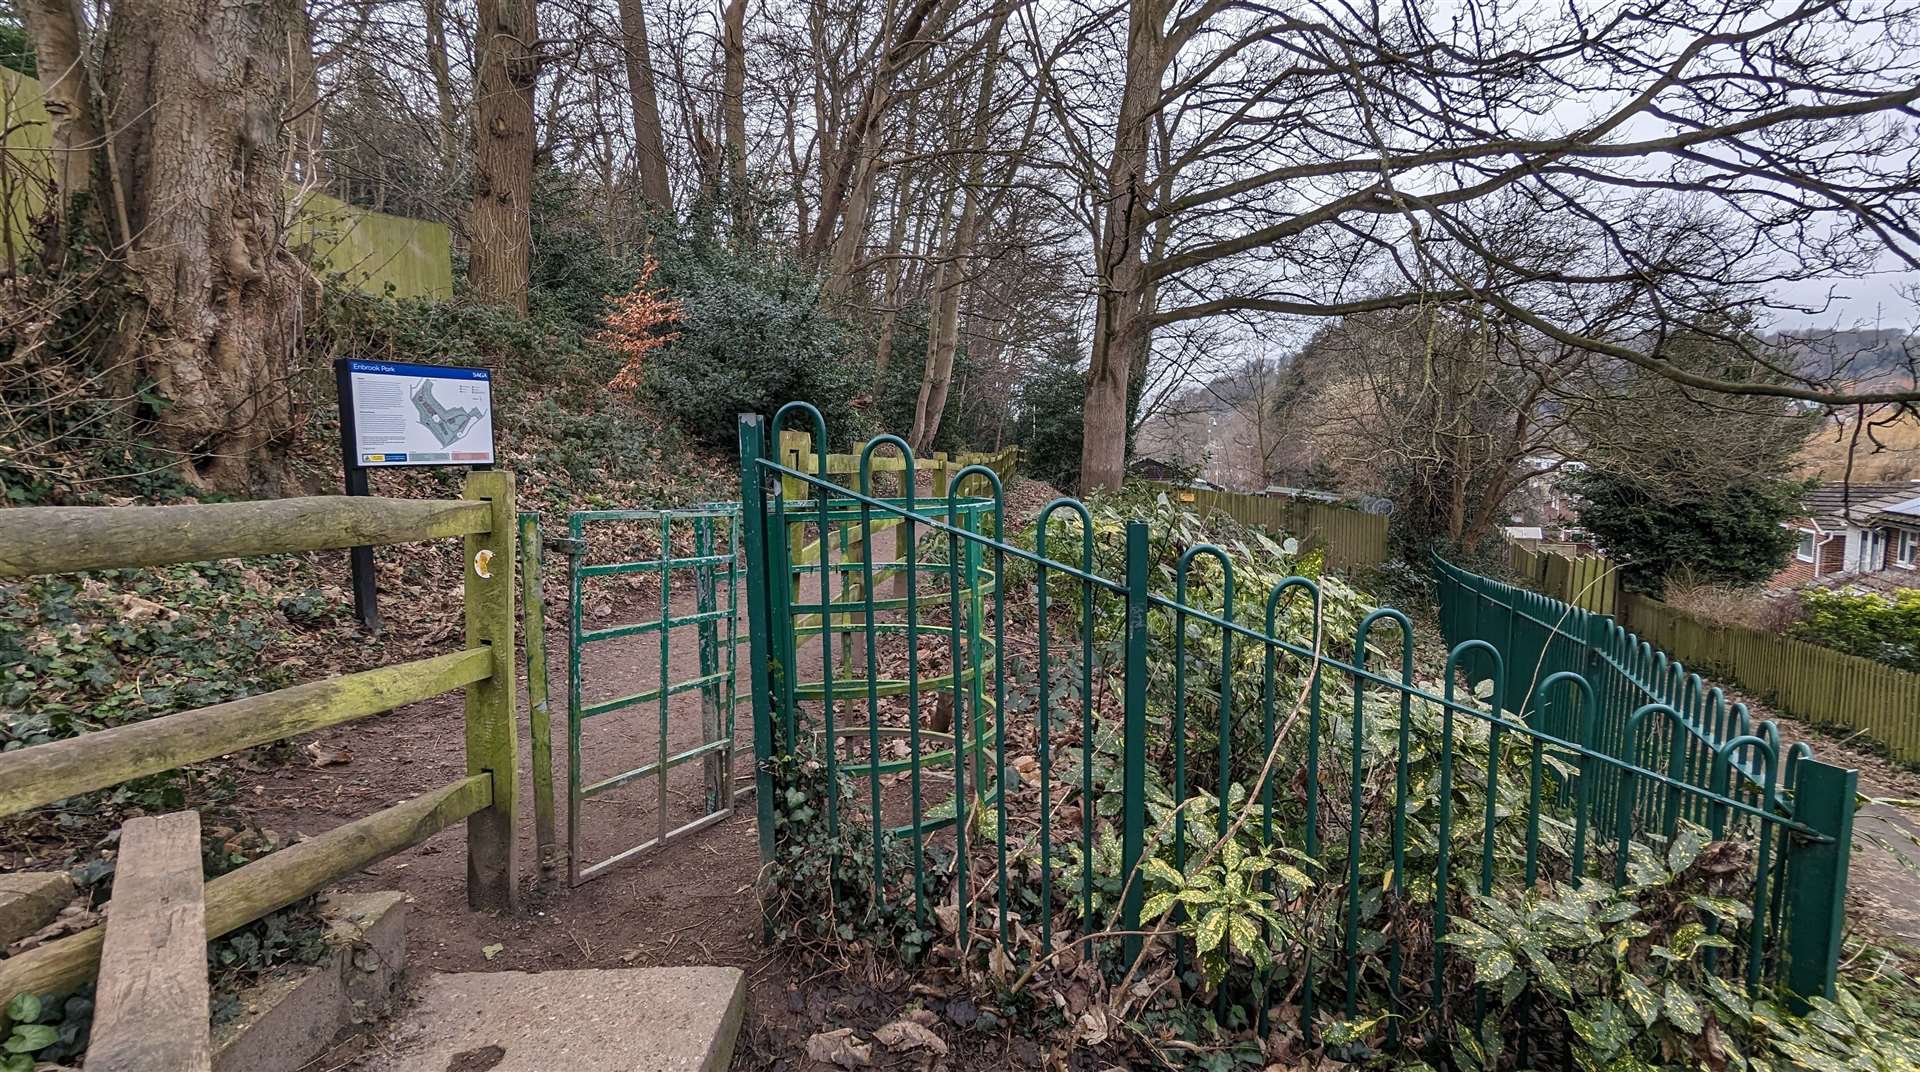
[101,0,306,493]
[720,0,748,232]
[616,0,673,214]
[1079,0,1168,491]
[21,0,103,266]
[469,0,539,315]
[424,0,459,174]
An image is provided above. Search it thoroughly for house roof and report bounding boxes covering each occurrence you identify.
[1804,568,1919,596]
[1870,492,1920,528]
[1799,482,1918,527]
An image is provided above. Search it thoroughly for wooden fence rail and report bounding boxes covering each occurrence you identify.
[1155,485,1390,573]
[0,474,518,1003]
[1621,592,1920,764]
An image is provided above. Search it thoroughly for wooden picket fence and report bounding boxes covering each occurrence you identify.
[1505,538,1620,615]
[1157,486,1389,573]
[1621,592,1920,764]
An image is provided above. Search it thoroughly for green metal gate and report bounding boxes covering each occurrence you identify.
[561,506,744,885]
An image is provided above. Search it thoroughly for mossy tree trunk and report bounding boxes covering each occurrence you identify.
[101,0,307,494]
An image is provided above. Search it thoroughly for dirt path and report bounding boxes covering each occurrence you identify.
[247,518,1036,1069]
[1760,709,1920,947]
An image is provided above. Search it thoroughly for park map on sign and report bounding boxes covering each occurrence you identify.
[410,378,487,448]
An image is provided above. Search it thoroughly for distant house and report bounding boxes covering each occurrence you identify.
[1774,481,1920,586]
[1130,456,1219,489]
[1867,492,1920,574]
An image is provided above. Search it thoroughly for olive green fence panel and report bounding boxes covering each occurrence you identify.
[1159,485,1389,573]
[735,403,1856,1050]
[1505,538,1619,615]
[1621,593,1920,764]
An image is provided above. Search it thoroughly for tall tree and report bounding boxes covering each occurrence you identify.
[615,0,672,213]
[21,0,104,266]
[100,0,306,492]
[719,0,747,229]
[1035,0,1920,490]
[468,0,539,314]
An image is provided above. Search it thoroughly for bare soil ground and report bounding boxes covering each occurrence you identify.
[249,512,1054,1071]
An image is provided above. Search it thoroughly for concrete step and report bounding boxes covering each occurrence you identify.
[378,966,746,1072]
[214,891,409,1072]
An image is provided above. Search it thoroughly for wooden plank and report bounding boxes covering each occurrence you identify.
[519,514,558,873]
[87,811,211,1072]
[0,647,492,818]
[0,774,490,1001]
[0,496,492,578]
[462,470,519,912]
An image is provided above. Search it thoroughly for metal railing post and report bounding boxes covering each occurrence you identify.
[738,415,780,869]
[462,469,519,912]
[1120,520,1150,965]
[1780,759,1857,1004]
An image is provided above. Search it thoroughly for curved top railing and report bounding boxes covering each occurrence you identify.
[737,410,1856,1010]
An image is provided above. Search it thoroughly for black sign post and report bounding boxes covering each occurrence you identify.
[334,359,381,631]
[334,358,498,633]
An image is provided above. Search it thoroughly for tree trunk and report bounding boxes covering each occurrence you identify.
[871,147,916,374]
[616,0,673,214]
[287,2,323,187]
[469,0,539,315]
[22,0,103,266]
[720,0,748,233]
[1079,0,1166,491]
[909,210,968,452]
[908,12,1003,451]
[101,0,306,493]
[424,0,458,173]
[821,123,881,302]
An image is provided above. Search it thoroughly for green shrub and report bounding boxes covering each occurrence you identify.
[1794,587,1920,672]
[1442,828,1920,1072]
[1012,345,1087,489]
[640,230,869,449]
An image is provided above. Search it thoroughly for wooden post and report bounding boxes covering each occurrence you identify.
[930,452,950,500]
[780,430,811,605]
[519,512,557,874]
[88,811,211,1072]
[463,470,519,912]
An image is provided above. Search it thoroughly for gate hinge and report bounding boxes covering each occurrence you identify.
[546,537,587,555]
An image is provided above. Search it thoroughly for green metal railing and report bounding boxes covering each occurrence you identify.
[1432,558,1856,997]
[737,404,1858,1034]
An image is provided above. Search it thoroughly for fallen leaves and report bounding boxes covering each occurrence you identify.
[874,1017,948,1055]
[804,1012,950,1070]
[805,1028,873,1068]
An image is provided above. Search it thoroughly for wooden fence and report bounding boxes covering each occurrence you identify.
[1157,486,1389,573]
[1621,592,1920,764]
[774,431,1018,497]
[1505,539,1620,616]
[0,475,518,1001]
